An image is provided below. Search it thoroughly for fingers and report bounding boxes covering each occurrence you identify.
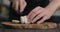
[37,16,48,24]
[32,13,45,23]
[27,7,40,22]
[28,12,37,22]
[28,6,43,22]
[28,6,41,19]
[28,10,41,22]
[12,0,16,8]
[20,0,27,12]
[28,6,40,17]
[12,0,27,13]
[12,0,19,11]
[15,0,19,11]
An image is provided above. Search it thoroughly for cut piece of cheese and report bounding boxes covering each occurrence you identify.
[12,20,20,23]
[20,16,25,23]
[20,16,30,24]
[24,16,30,24]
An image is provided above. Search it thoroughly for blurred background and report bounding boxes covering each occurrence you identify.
[0,0,10,21]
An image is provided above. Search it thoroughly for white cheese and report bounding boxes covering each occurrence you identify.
[20,16,30,24]
[12,20,20,23]
[24,16,30,24]
[20,16,25,23]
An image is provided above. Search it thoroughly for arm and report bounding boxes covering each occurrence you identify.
[45,0,60,11]
[9,0,27,12]
[28,0,60,24]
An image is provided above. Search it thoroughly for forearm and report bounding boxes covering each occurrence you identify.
[45,0,60,11]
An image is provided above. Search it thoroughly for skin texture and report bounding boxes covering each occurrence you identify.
[11,0,60,24]
[12,0,27,12]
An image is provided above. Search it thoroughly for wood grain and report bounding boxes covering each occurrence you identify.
[1,22,57,29]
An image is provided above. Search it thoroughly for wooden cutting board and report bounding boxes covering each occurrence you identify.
[1,22,57,29]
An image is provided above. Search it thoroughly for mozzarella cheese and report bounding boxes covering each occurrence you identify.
[12,20,20,23]
[12,16,30,24]
[20,16,25,23]
[20,16,30,24]
[24,16,30,24]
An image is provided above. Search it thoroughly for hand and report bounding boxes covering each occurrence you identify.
[27,6,55,24]
[12,0,27,13]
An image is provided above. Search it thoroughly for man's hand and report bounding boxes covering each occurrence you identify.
[12,0,27,13]
[27,6,55,24]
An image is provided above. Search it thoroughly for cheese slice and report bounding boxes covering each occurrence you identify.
[20,16,25,23]
[20,16,30,24]
[12,20,20,23]
[24,16,30,24]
